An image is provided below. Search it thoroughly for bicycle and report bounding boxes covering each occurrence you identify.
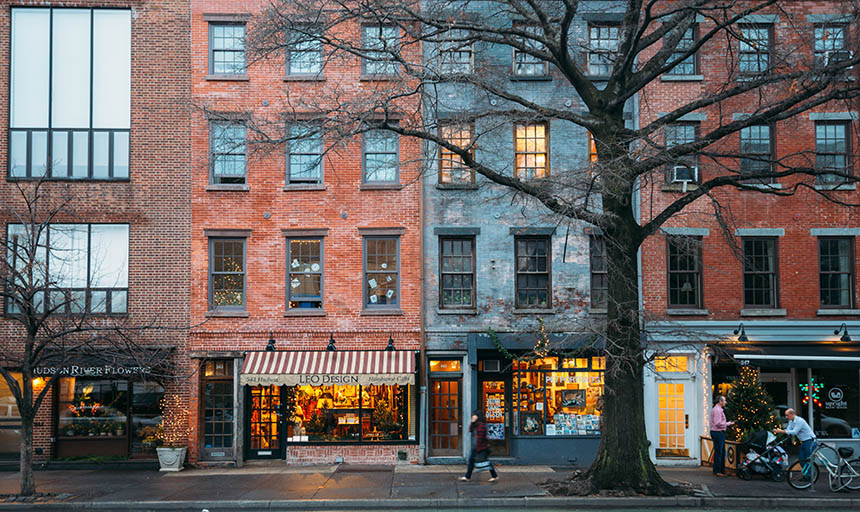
[786,441,860,491]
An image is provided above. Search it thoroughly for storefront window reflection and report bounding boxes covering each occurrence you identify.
[291,384,408,442]
[514,356,604,436]
[58,379,128,438]
[812,369,859,439]
[0,372,22,457]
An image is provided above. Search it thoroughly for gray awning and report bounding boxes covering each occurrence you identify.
[720,344,860,369]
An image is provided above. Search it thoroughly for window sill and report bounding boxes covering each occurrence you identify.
[206,184,250,192]
[283,75,325,82]
[360,308,404,316]
[284,183,326,191]
[740,308,787,317]
[509,75,552,82]
[661,74,704,82]
[739,183,782,190]
[666,308,709,316]
[817,309,860,316]
[814,183,856,191]
[206,310,250,318]
[205,74,249,81]
[359,74,400,82]
[436,308,478,316]
[436,183,478,190]
[360,183,403,190]
[513,308,554,315]
[589,308,607,315]
[284,309,327,317]
[661,183,699,192]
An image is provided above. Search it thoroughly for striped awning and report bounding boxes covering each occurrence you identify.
[239,350,415,387]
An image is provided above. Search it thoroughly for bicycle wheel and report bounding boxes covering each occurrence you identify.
[837,459,860,491]
[787,460,819,489]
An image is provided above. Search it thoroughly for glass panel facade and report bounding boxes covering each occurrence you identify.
[812,369,859,439]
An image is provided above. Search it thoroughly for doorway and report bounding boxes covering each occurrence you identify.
[760,372,795,424]
[245,385,284,459]
[429,378,462,456]
[479,377,511,456]
[656,381,692,458]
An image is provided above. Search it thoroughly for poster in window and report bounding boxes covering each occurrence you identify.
[487,422,505,440]
[561,389,586,408]
[520,411,543,435]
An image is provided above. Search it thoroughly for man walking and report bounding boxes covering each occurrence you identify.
[710,395,734,476]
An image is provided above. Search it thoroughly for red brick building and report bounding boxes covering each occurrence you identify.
[189,0,423,465]
[636,3,860,466]
[0,1,191,462]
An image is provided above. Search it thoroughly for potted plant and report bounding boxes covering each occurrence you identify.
[155,394,193,472]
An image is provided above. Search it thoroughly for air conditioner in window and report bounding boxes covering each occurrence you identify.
[672,165,698,192]
[483,360,501,372]
[826,50,854,70]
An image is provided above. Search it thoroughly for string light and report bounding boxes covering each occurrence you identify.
[800,378,823,408]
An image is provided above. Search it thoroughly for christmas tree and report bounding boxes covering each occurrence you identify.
[724,366,779,442]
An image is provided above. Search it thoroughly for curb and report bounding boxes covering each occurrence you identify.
[2,496,860,510]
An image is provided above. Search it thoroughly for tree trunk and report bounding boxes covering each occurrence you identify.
[19,418,35,496]
[586,209,673,494]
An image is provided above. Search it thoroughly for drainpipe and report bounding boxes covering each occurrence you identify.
[418,139,428,465]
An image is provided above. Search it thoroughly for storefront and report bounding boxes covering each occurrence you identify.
[239,350,419,463]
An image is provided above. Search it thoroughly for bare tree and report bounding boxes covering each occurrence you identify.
[237,0,860,493]
[0,181,178,496]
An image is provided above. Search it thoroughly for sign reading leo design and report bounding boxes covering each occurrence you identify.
[34,365,152,377]
[240,373,414,387]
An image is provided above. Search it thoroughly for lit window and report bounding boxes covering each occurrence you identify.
[655,356,688,373]
[514,122,548,179]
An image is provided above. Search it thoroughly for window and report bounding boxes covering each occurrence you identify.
[814,24,849,68]
[363,25,399,76]
[513,25,548,77]
[210,122,247,185]
[363,128,399,183]
[513,356,604,437]
[9,8,130,180]
[439,237,475,309]
[740,124,774,183]
[665,123,699,183]
[742,238,778,308]
[655,356,688,373]
[738,24,771,75]
[810,369,859,439]
[514,122,549,179]
[588,25,619,76]
[438,123,474,184]
[819,237,855,309]
[287,124,323,184]
[364,237,399,307]
[589,236,608,310]
[6,224,129,315]
[666,236,702,309]
[201,360,235,459]
[815,122,851,184]
[667,26,698,75]
[287,28,323,76]
[439,29,472,74]
[587,131,599,164]
[209,24,246,74]
[209,238,245,310]
[515,236,551,309]
[287,238,323,309]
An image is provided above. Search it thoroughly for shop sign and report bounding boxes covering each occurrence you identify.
[825,387,848,410]
[34,365,152,377]
[240,372,415,387]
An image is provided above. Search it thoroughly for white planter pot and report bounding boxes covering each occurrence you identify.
[156,447,187,472]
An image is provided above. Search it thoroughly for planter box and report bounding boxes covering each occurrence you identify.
[700,435,744,472]
[156,447,187,472]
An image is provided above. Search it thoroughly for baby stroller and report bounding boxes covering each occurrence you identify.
[737,431,790,482]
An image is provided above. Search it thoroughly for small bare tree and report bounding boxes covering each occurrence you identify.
[0,180,176,496]
[236,0,860,493]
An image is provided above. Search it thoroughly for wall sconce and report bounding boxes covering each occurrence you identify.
[386,333,396,351]
[326,332,337,351]
[834,323,852,342]
[734,323,749,342]
[265,333,276,352]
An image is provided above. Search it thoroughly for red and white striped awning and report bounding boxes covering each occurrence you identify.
[240,350,415,387]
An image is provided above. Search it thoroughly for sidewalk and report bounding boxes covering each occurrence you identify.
[0,463,857,510]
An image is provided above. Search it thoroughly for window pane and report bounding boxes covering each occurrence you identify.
[90,225,129,288]
[92,132,110,178]
[111,290,127,313]
[11,9,50,128]
[73,131,89,178]
[51,10,91,129]
[9,131,28,177]
[49,224,89,288]
[90,290,107,313]
[92,10,131,129]
[52,131,69,178]
[113,132,129,178]
[31,131,48,177]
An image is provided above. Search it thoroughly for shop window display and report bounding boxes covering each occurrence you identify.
[58,379,129,438]
[289,384,409,442]
[0,372,23,457]
[811,369,859,439]
[513,356,604,436]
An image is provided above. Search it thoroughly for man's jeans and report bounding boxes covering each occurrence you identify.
[711,430,727,474]
[799,438,817,478]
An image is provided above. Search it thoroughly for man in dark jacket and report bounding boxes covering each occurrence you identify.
[460,410,499,482]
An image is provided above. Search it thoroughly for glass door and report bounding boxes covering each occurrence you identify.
[429,378,461,456]
[657,382,690,457]
[246,385,283,459]
[481,378,510,456]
